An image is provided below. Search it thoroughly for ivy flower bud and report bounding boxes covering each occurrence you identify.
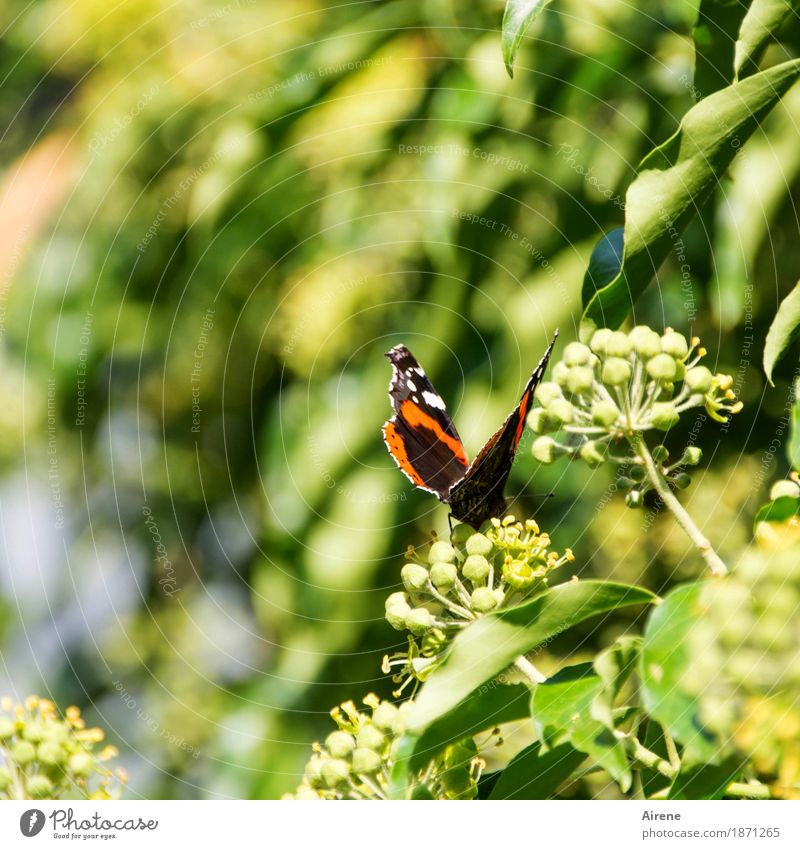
[563,341,592,366]
[630,326,662,358]
[685,366,713,393]
[321,759,351,789]
[68,751,95,777]
[428,541,457,564]
[770,480,800,500]
[529,408,555,434]
[450,522,473,546]
[548,398,575,424]
[682,446,703,465]
[590,328,613,355]
[401,563,429,592]
[0,767,11,792]
[672,473,691,489]
[602,357,632,386]
[385,592,411,630]
[466,533,493,557]
[22,721,47,743]
[532,436,558,464]
[429,561,458,591]
[534,381,563,405]
[591,400,619,428]
[552,361,571,388]
[661,330,689,359]
[351,747,383,774]
[470,587,498,613]
[566,366,595,395]
[625,490,643,508]
[629,464,646,482]
[37,740,65,766]
[26,775,54,798]
[606,331,633,358]
[651,444,669,463]
[11,740,36,765]
[0,718,15,739]
[356,724,385,751]
[372,702,400,734]
[579,440,604,467]
[651,402,680,431]
[462,555,490,583]
[326,731,356,759]
[405,607,436,636]
[646,353,678,381]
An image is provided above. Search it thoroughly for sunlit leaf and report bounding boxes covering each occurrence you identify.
[735,0,800,78]
[763,279,800,384]
[501,0,556,77]
[753,495,800,529]
[488,741,586,799]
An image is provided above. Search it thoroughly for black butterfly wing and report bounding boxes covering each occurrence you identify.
[382,345,470,499]
[448,333,558,526]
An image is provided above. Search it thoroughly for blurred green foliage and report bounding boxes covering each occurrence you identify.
[0,0,799,798]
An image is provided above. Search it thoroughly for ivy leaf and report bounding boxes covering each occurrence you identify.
[789,377,800,470]
[531,662,602,744]
[753,495,800,530]
[488,741,586,799]
[501,0,555,77]
[693,0,750,98]
[593,635,641,703]
[580,58,800,339]
[571,719,632,791]
[404,581,654,736]
[668,756,744,799]
[763,279,800,384]
[581,227,624,310]
[735,0,800,79]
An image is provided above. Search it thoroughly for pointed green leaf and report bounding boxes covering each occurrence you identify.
[735,0,800,78]
[581,227,624,309]
[753,494,800,529]
[532,662,602,744]
[488,741,586,799]
[693,0,750,98]
[764,279,800,384]
[668,756,744,799]
[501,0,555,77]
[581,58,800,339]
[571,718,632,791]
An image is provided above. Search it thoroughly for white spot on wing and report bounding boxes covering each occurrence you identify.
[423,390,446,410]
[407,379,417,391]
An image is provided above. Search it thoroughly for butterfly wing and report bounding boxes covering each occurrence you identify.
[382,345,469,500]
[448,333,558,525]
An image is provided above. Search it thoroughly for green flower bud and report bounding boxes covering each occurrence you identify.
[0,767,11,792]
[532,436,558,464]
[305,757,325,788]
[450,523,474,546]
[602,357,632,386]
[673,473,691,489]
[534,381,563,405]
[11,740,36,765]
[401,563,429,592]
[617,476,635,491]
[682,446,703,465]
[470,587,498,613]
[629,326,663,358]
[351,747,383,774]
[651,402,680,431]
[552,361,570,388]
[625,490,643,508]
[0,718,16,740]
[430,561,458,591]
[591,400,619,428]
[326,730,356,759]
[651,445,669,462]
[371,702,400,734]
[646,353,678,381]
[548,397,575,424]
[37,741,65,766]
[356,724,385,752]
[405,607,436,636]
[462,554,490,583]
[563,342,592,366]
[529,408,555,434]
[579,440,605,467]
[294,786,321,800]
[566,366,595,395]
[26,775,54,798]
[673,360,686,381]
[22,721,47,743]
[465,533,493,557]
[385,592,411,630]
[428,541,457,564]
[685,366,713,393]
[606,331,633,358]
[661,330,689,359]
[321,758,351,789]
[629,464,646,482]
[68,751,95,778]
[589,328,613,355]
[770,480,800,500]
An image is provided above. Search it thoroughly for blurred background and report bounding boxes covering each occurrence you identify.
[0,0,799,798]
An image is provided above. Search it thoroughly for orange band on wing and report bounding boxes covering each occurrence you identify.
[514,389,531,447]
[400,400,469,466]
[382,420,428,488]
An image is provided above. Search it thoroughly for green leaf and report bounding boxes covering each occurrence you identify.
[488,741,586,799]
[532,662,602,744]
[753,495,800,529]
[735,0,800,79]
[668,756,744,799]
[693,0,750,98]
[405,581,654,736]
[641,720,673,797]
[593,635,641,703]
[789,377,800,470]
[501,0,555,77]
[581,227,624,310]
[640,584,722,762]
[763,279,800,384]
[571,719,632,792]
[580,58,800,338]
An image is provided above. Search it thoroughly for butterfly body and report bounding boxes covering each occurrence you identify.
[382,334,557,527]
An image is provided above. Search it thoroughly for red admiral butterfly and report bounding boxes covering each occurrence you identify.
[382,333,558,527]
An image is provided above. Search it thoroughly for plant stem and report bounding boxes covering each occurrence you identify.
[632,435,728,577]
[514,655,547,684]
[663,730,681,771]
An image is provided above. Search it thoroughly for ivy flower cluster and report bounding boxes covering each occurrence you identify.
[284,694,481,800]
[0,696,125,800]
[382,517,574,694]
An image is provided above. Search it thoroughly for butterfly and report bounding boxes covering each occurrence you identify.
[382,333,558,527]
